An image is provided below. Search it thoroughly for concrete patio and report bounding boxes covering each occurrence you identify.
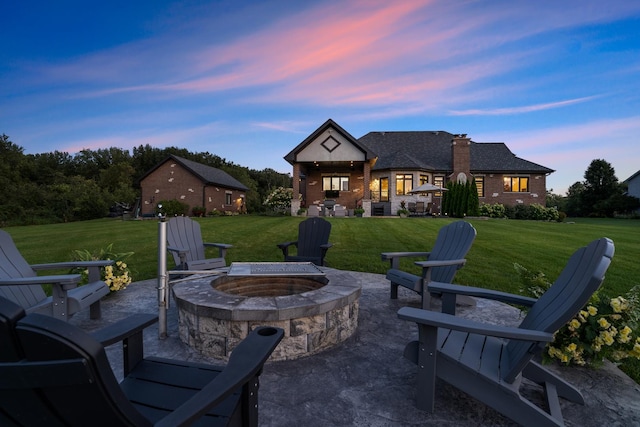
[70,270,640,426]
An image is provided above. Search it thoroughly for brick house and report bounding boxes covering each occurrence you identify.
[285,119,554,216]
[139,155,249,216]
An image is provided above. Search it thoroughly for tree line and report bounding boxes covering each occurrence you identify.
[0,134,291,226]
[548,159,639,218]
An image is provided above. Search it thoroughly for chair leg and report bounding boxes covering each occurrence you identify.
[523,361,584,404]
[89,301,102,320]
[415,324,438,412]
[390,282,399,299]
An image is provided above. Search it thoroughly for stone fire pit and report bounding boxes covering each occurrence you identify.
[172,264,361,361]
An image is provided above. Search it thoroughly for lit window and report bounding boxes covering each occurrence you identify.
[503,176,529,192]
[433,176,444,196]
[420,174,429,185]
[322,176,349,191]
[380,177,389,202]
[396,174,413,195]
[475,176,484,197]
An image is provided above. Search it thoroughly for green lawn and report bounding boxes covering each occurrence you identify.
[4,215,640,380]
[6,216,639,298]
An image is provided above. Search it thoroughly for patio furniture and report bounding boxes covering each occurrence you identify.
[381,221,476,309]
[322,200,336,216]
[398,237,614,426]
[166,216,232,271]
[0,230,111,321]
[0,296,283,427]
[408,202,417,216]
[333,205,347,217]
[277,217,333,266]
[415,201,426,216]
[306,205,320,217]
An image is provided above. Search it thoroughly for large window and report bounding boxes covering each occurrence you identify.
[396,174,413,195]
[379,177,389,202]
[475,176,484,197]
[504,176,529,192]
[322,176,349,191]
[433,176,444,196]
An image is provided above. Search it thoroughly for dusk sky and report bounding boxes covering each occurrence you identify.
[2,1,639,195]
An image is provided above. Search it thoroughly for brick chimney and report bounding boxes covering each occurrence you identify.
[451,134,471,183]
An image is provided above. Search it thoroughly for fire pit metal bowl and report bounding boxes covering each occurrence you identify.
[172,264,361,361]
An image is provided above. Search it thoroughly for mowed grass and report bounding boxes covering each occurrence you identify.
[4,215,640,380]
[5,216,638,297]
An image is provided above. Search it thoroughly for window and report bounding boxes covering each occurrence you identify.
[225,193,232,205]
[419,174,429,185]
[322,176,349,192]
[475,176,484,197]
[504,176,529,192]
[396,174,413,195]
[379,177,389,201]
[433,176,444,196]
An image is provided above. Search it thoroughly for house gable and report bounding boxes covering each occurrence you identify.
[284,119,376,165]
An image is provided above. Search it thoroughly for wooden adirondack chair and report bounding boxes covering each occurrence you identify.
[277,217,333,266]
[166,216,232,271]
[0,230,111,320]
[0,296,283,427]
[381,221,476,309]
[398,237,615,427]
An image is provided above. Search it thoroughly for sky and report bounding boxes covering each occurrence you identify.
[1,0,640,195]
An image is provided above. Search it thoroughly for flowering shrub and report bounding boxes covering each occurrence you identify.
[263,187,294,214]
[516,263,640,367]
[72,244,134,292]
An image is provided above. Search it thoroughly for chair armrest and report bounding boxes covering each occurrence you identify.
[320,243,333,250]
[30,260,114,270]
[0,274,81,287]
[428,282,538,307]
[398,307,553,342]
[32,260,115,283]
[414,258,466,268]
[91,313,159,346]
[203,242,232,249]
[277,241,297,257]
[204,242,232,259]
[155,326,284,427]
[91,313,159,375]
[381,251,431,269]
[167,245,189,254]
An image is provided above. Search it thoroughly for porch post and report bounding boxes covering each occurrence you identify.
[291,163,301,215]
[362,161,372,217]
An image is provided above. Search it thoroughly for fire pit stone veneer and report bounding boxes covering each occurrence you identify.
[172,267,361,361]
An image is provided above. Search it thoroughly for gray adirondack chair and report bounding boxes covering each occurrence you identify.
[166,216,232,271]
[0,296,283,427]
[0,230,111,320]
[398,237,614,427]
[277,217,333,266]
[381,221,476,309]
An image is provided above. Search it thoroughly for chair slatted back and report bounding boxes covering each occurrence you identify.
[428,221,476,283]
[504,238,614,382]
[0,299,150,427]
[0,231,47,310]
[297,218,331,260]
[167,217,207,266]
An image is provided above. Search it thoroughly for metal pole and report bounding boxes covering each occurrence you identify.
[157,208,168,339]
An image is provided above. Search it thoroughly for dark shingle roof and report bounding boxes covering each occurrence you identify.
[144,155,249,191]
[358,131,554,174]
